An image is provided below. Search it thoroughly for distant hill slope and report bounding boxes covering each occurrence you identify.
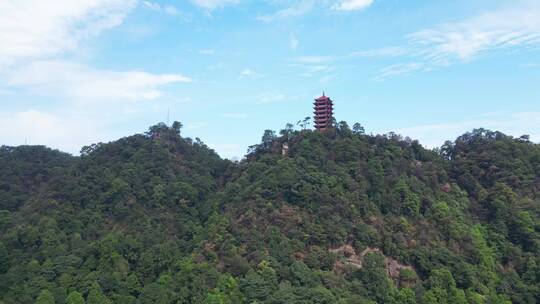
[0,122,538,304]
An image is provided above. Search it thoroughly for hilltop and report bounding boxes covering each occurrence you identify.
[0,122,539,304]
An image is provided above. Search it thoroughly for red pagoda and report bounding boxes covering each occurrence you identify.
[313,93,334,130]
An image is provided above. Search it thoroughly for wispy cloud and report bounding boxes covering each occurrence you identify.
[190,0,239,10]
[290,56,335,78]
[350,46,408,58]
[374,62,427,80]
[332,0,373,11]
[257,92,286,104]
[142,1,179,15]
[370,3,540,79]
[408,6,540,64]
[395,112,540,148]
[0,0,197,155]
[299,65,334,77]
[257,0,313,22]
[319,74,336,83]
[0,0,191,103]
[5,60,191,102]
[239,68,265,79]
[0,0,136,67]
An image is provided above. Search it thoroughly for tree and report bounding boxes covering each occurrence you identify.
[297,116,311,130]
[352,122,365,135]
[0,241,8,274]
[241,262,278,302]
[261,130,277,150]
[280,123,295,140]
[172,121,183,136]
[357,253,395,303]
[394,288,416,304]
[35,290,55,304]
[337,121,352,137]
[66,291,85,304]
[80,143,102,156]
[290,261,318,287]
[87,283,112,304]
[205,275,243,304]
[138,282,170,304]
[146,122,169,138]
[423,269,467,304]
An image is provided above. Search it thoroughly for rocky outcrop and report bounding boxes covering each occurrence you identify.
[330,245,415,280]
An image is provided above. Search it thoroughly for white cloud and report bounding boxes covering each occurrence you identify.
[189,0,239,10]
[5,60,191,102]
[142,1,179,15]
[0,110,110,154]
[375,62,426,80]
[256,92,286,104]
[319,74,336,83]
[355,3,540,79]
[290,56,335,78]
[350,46,408,58]
[0,1,194,155]
[239,68,265,79]
[0,0,136,67]
[299,65,333,77]
[408,6,540,64]
[258,0,373,21]
[257,1,313,22]
[395,112,540,148]
[332,0,373,11]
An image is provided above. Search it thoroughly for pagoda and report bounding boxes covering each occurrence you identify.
[313,93,334,130]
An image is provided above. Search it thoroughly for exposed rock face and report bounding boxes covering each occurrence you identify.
[330,245,363,269]
[329,245,415,280]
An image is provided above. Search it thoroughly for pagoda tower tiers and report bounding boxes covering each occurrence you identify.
[313,93,334,130]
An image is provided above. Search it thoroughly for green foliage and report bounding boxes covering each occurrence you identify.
[87,283,112,304]
[34,290,55,304]
[65,291,85,304]
[357,253,395,303]
[1,124,539,303]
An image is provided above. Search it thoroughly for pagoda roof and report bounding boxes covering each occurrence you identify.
[315,96,330,101]
[314,92,331,102]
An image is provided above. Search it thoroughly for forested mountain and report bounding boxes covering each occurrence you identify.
[0,122,539,304]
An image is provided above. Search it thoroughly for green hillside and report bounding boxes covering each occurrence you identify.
[0,122,538,304]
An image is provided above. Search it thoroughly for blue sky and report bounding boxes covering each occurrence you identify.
[1,0,540,159]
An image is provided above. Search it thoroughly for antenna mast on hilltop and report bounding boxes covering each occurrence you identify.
[167,107,170,126]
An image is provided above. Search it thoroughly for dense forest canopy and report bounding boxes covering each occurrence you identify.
[0,121,539,304]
